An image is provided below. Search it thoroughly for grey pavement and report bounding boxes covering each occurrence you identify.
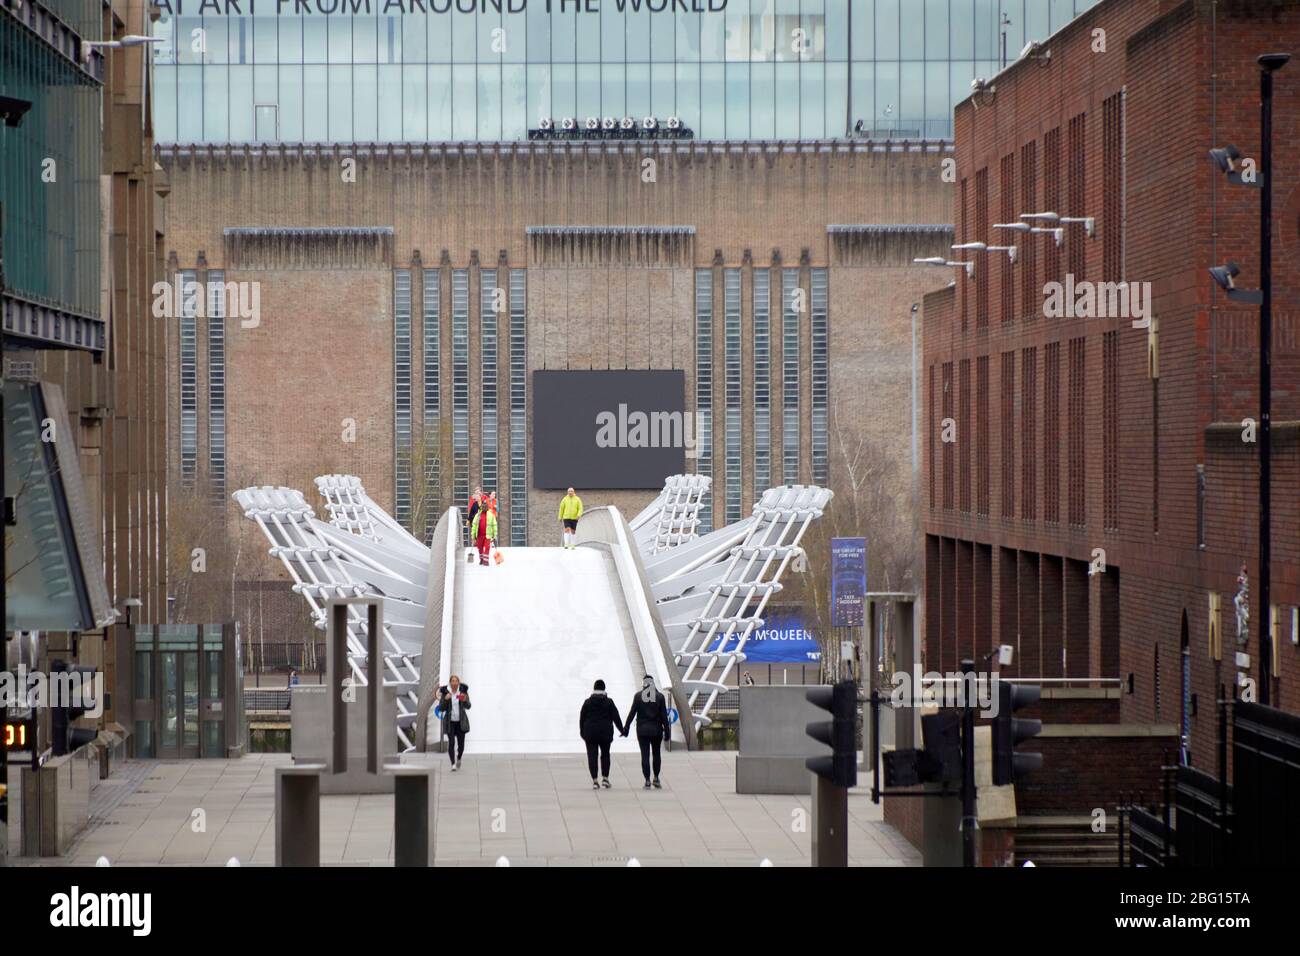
[14,752,920,867]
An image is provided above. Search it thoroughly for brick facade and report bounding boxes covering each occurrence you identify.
[923,0,1300,808]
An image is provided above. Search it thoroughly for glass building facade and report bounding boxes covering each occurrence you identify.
[152,0,1099,145]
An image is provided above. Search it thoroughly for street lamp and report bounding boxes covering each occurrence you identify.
[952,241,1017,264]
[993,221,1064,246]
[1207,52,1289,705]
[1020,211,1096,238]
[912,257,974,278]
[81,35,163,63]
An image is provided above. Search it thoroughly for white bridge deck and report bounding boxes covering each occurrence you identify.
[451,546,648,754]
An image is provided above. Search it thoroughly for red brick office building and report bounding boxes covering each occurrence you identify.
[922,0,1300,825]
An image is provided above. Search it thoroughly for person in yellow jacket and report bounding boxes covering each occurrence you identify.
[472,500,498,566]
[558,487,583,549]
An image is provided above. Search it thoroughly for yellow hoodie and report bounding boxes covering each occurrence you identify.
[558,493,583,521]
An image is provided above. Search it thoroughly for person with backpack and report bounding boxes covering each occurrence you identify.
[471,499,497,566]
[579,679,626,790]
[623,675,673,789]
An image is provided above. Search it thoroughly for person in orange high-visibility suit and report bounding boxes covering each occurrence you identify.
[472,496,498,566]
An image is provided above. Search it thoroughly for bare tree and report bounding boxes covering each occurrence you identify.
[783,398,918,679]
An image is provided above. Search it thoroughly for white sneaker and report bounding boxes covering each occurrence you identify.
[450,763,458,772]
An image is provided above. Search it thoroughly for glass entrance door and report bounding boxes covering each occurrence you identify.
[158,651,201,759]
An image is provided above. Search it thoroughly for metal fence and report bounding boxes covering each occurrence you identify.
[243,641,326,675]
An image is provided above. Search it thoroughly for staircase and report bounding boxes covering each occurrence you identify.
[1012,815,1120,867]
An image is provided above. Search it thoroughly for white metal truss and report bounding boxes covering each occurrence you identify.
[646,485,832,731]
[233,483,428,751]
[628,473,711,557]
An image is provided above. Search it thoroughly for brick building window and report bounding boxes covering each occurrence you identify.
[1067,336,1086,528]
[960,177,969,332]
[1021,346,1037,521]
[206,271,226,507]
[1044,342,1060,524]
[1001,351,1015,518]
[1152,379,1160,536]
[975,167,989,329]
[1044,127,1062,287]
[1068,113,1086,282]
[1103,330,1119,531]
[695,269,715,532]
[959,357,971,513]
[451,268,470,516]
[1020,140,1038,320]
[479,268,499,505]
[942,361,954,511]
[508,268,527,546]
[753,268,772,499]
[1102,93,1125,283]
[928,363,936,511]
[394,269,413,527]
[422,269,441,541]
[179,269,198,488]
[977,355,989,516]
[999,153,1015,325]
[781,267,800,486]
[811,268,830,487]
[724,267,743,524]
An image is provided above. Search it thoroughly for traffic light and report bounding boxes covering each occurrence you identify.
[50,660,99,757]
[991,680,1043,786]
[882,709,962,788]
[805,680,858,788]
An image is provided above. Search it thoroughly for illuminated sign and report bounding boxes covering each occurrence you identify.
[3,719,36,752]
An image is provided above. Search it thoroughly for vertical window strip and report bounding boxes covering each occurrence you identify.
[942,361,954,511]
[1068,337,1086,527]
[724,268,742,524]
[1000,154,1015,324]
[753,268,771,498]
[1001,351,1015,518]
[1044,341,1061,524]
[975,168,989,329]
[207,272,226,506]
[810,268,829,486]
[695,269,714,533]
[452,269,470,523]
[422,269,441,542]
[394,269,413,528]
[509,268,528,546]
[959,358,971,513]
[1068,113,1086,281]
[1103,330,1119,531]
[782,267,800,484]
[976,355,989,516]
[1021,347,1037,521]
[1020,141,1038,320]
[179,269,198,487]
[480,268,499,504]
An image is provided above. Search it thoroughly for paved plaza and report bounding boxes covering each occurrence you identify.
[15,753,919,867]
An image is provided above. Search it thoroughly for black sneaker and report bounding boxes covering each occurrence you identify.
[652,777,662,789]
[601,778,612,789]
[643,779,652,790]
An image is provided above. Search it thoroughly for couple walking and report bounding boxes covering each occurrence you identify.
[578,676,673,790]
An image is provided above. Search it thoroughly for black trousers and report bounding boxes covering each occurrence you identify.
[585,739,612,779]
[638,736,662,780]
[447,727,466,763]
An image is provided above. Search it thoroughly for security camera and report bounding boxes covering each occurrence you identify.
[998,645,1014,667]
[1209,261,1241,292]
[1020,41,1039,59]
[1208,144,1242,174]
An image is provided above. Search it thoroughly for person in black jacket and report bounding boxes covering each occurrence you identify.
[624,674,673,789]
[579,679,626,789]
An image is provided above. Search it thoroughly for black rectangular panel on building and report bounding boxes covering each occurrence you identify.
[533,370,687,490]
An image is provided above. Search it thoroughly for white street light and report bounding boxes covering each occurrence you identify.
[1020,211,1095,238]
[994,222,1063,246]
[82,36,163,62]
[913,257,974,278]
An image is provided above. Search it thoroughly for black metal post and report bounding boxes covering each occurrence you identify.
[960,658,977,868]
[870,689,881,804]
[1256,53,1289,705]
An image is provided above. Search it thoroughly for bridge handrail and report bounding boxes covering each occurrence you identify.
[576,506,699,751]
[415,506,459,751]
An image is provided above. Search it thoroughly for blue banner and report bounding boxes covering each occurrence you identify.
[831,537,868,628]
[708,610,820,663]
